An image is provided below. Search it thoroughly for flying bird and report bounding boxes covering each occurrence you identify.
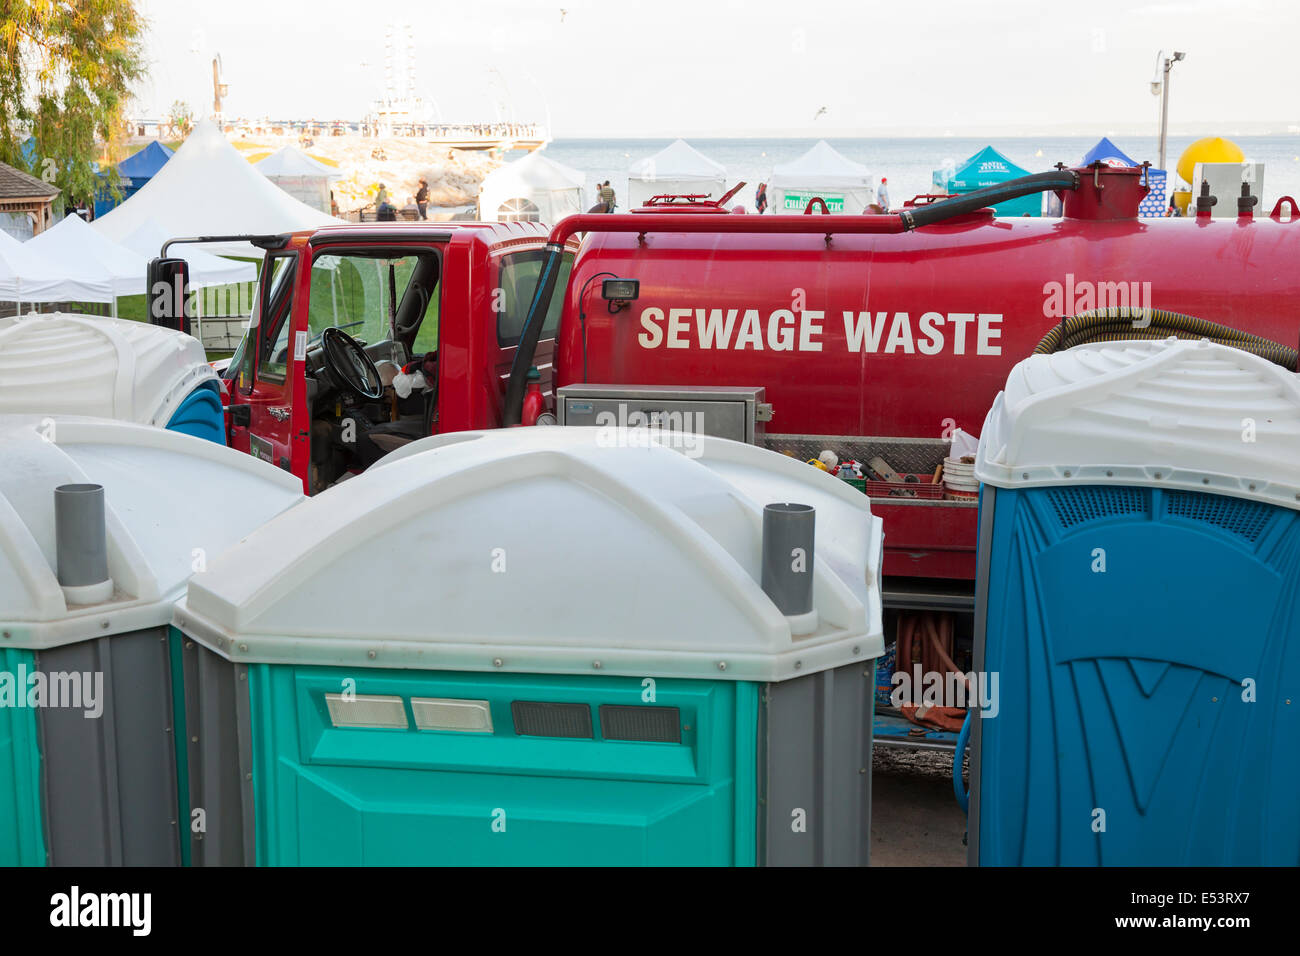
[813,106,827,121]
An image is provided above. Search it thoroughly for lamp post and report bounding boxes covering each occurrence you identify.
[1150,50,1186,171]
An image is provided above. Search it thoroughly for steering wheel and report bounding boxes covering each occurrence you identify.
[320,327,384,401]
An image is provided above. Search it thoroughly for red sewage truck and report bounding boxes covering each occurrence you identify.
[151,163,1300,621]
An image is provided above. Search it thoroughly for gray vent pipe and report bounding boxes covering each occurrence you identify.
[761,503,818,635]
[54,483,113,605]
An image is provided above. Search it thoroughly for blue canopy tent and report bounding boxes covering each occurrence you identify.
[1078,137,1168,218]
[94,140,174,218]
[939,146,1040,217]
[1080,136,1137,167]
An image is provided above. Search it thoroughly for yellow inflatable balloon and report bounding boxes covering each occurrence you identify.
[1176,136,1245,184]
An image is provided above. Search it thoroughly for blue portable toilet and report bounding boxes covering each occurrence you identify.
[944,146,1039,217]
[970,338,1300,865]
[0,314,226,443]
[172,427,886,866]
[1078,137,1168,218]
[94,140,174,219]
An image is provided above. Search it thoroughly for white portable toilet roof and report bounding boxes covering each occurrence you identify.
[0,416,304,648]
[975,338,1300,510]
[0,314,219,428]
[177,427,885,682]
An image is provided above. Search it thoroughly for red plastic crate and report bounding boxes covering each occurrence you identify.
[864,474,945,499]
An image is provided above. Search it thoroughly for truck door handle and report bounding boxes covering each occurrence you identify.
[225,405,251,427]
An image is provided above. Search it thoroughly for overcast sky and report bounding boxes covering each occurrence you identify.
[134,0,1299,136]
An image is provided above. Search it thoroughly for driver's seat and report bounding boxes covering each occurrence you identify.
[354,417,429,468]
[353,359,433,468]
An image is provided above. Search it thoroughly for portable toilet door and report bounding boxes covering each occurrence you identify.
[0,416,302,866]
[173,427,885,866]
[970,339,1300,865]
[0,314,226,443]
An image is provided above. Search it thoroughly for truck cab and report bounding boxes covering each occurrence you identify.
[220,222,574,493]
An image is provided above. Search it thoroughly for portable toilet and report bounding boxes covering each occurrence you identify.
[0,416,303,865]
[173,427,885,866]
[970,338,1300,865]
[0,314,226,443]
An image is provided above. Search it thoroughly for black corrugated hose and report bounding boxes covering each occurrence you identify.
[1034,307,1299,370]
[900,169,1080,230]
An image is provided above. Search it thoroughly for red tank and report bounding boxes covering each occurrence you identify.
[549,166,1300,584]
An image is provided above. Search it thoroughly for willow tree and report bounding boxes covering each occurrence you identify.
[0,0,146,206]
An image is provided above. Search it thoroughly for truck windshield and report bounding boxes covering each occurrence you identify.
[307,251,439,356]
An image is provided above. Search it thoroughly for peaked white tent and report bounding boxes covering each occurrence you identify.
[92,119,341,256]
[767,140,874,215]
[255,146,341,214]
[24,213,147,311]
[122,220,256,289]
[627,139,727,207]
[477,151,586,223]
[0,230,66,304]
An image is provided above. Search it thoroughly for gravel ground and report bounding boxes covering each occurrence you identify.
[870,746,970,866]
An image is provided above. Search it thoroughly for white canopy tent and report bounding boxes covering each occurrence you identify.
[255,146,341,214]
[24,213,147,313]
[627,139,727,207]
[92,119,341,257]
[0,230,73,306]
[121,220,257,288]
[477,151,586,223]
[767,140,874,215]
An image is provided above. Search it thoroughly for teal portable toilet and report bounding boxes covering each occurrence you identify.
[173,427,885,866]
[0,314,227,444]
[970,338,1300,864]
[0,416,302,865]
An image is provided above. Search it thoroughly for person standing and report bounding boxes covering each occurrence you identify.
[599,180,616,213]
[876,177,890,212]
[375,183,395,222]
[755,182,768,214]
[415,179,430,220]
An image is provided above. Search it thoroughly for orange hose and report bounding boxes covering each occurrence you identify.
[894,610,970,733]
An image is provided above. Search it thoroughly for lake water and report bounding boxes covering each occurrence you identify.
[539,135,1300,213]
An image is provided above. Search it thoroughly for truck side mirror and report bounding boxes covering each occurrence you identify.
[148,257,191,335]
